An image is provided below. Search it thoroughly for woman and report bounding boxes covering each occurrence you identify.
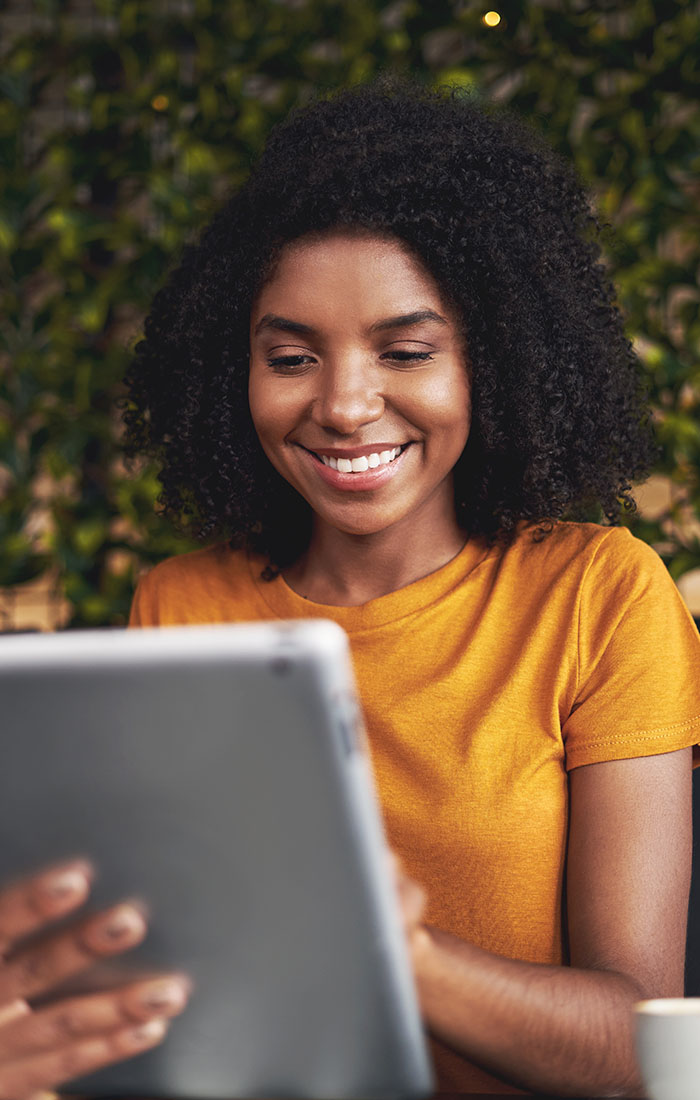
[2,79,698,1097]
[127,79,700,1095]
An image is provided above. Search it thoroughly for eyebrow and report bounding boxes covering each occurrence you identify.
[369,309,448,332]
[254,308,448,337]
[254,314,314,337]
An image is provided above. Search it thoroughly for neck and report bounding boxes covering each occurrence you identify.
[283,518,467,606]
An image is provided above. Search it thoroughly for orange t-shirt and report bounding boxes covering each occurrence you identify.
[130,522,700,1093]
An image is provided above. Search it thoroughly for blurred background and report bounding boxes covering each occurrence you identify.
[1,0,699,630]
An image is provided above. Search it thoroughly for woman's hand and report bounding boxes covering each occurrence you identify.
[0,859,190,1100]
[389,852,430,963]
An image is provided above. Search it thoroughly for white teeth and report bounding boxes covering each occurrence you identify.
[318,446,404,472]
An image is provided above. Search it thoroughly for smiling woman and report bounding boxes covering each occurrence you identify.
[124,79,661,572]
[111,79,700,1097]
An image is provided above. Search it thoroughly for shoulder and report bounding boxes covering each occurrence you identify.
[141,543,250,593]
[130,543,261,626]
[492,522,682,635]
[556,522,673,599]
[539,523,698,676]
[555,525,700,767]
[508,521,667,585]
[144,543,245,581]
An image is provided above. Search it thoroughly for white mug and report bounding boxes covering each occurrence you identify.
[635,998,700,1100]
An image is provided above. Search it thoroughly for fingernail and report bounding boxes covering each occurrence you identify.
[0,998,30,1027]
[131,1017,168,1043]
[99,903,146,942]
[42,865,91,900]
[141,976,191,1011]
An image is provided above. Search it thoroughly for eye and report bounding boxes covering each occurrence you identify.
[267,354,316,374]
[380,350,434,365]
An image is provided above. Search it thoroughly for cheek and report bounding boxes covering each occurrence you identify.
[414,371,471,441]
[248,373,308,483]
[247,370,261,430]
[248,372,285,445]
[453,379,472,438]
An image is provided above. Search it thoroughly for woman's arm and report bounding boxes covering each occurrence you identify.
[402,748,692,1097]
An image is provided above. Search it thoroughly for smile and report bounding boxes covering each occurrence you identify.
[298,443,412,492]
[317,446,404,472]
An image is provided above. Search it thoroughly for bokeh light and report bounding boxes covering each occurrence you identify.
[483,11,501,27]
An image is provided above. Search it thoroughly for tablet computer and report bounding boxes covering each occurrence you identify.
[0,620,433,1099]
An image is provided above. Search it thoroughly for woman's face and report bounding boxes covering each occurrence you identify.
[248,232,471,541]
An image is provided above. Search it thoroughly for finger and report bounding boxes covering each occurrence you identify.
[0,1017,169,1100]
[391,863,426,931]
[0,903,147,1005]
[0,862,93,956]
[399,876,426,930]
[386,850,402,877]
[0,975,191,1058]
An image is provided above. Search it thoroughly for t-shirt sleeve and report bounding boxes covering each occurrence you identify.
[563,527,700,770]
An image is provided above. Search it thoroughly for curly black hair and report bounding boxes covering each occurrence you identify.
[124,77,657,570]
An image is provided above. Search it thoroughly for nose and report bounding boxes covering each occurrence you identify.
[311,356,384,436]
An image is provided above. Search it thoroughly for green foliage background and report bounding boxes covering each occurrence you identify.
[1,0,699,626]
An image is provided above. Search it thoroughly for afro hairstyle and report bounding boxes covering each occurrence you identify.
[124,77,656,570]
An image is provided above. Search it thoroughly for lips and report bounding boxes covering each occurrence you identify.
[299,443,411,491]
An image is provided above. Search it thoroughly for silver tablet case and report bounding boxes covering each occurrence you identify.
[0,621,433,1098]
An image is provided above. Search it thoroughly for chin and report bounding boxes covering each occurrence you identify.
[315,508,406,538]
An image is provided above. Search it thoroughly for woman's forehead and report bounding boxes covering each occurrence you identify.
[251,232,451,329]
